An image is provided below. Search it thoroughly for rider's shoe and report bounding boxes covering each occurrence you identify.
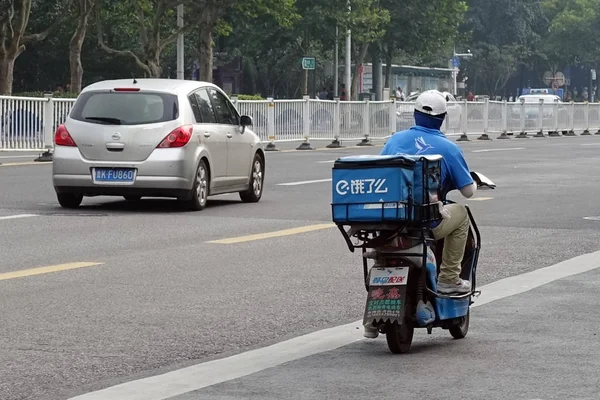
[363,323,379,339]
[437,279,471,294]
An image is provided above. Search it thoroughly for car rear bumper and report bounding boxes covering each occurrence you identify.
[52,146,195,196]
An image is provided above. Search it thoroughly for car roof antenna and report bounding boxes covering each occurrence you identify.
[131,73,138,84]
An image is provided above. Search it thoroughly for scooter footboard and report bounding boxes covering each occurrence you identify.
[363,266,410,326]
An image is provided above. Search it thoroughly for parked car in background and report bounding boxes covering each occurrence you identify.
[52,78,266,210]
[509,94,568,128]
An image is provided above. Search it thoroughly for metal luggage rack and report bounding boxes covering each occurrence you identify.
[332,200,443,253]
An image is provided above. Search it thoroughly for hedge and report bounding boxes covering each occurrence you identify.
[11,91,79,99]
[10,91,266,101]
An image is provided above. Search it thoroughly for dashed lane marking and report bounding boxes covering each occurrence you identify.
[0,161,49,167]
[277,178,332,186]
[0,262,104,282]
[206,223,336,244]
[0,214,39,221]
[472,147,525,153]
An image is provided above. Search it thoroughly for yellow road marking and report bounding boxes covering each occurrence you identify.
[468,197,494,201]
[0,262,104,281]
[207,223,336,244]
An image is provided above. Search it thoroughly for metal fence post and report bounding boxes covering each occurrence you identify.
[516,98,528,138]
[498,100,510,139]
[582,102,591,135]
[357,100,372,146]
[326,98,343,148]
[549,99,559,136]
[34,93,55,162]
[594,103,600,135]
[388,98,396,137]
[296,95,313,150]
[534,98,545,137]
[456,100,470,141]
[265,97,279,150]
[566,101,576,136]
[478,98,491,140]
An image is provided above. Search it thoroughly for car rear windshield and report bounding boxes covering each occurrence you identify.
[70,91,179,125]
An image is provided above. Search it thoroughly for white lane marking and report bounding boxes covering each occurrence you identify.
[472,147,525,153]
[0,155,37,159]
[67,249,600,400]
[277,178,332,186]
[316,160,336,164]
[0,214,38,221]
[583,216,600,221]
[580,143,600,146]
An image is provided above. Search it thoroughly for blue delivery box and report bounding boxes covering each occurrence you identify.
[331,154,443,224]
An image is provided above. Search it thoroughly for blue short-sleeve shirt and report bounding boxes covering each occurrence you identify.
[380,126,473,200]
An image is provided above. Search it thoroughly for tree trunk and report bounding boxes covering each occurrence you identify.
[198,9,215,82]
[384,49,393,88]
[69,1,91,93]
[147,59,162,78]
[0,55,16,95]
[351,43,370,100]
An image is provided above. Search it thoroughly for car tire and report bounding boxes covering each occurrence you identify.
[239,153,264,203]
[123,196,142,202]
[180,159,209,211]
[57,192,83,209]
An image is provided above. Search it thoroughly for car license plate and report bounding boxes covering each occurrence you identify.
[93,168,136,183]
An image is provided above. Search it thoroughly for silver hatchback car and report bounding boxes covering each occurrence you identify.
[52,78,265,210]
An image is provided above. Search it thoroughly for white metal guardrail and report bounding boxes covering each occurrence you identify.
[1,94,599,152]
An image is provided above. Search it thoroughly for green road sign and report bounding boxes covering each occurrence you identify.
[302,57,316,70]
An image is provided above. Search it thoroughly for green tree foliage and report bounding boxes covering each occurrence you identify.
[185,0,297,82]
[0,0,73,94]
[460,0,548,96]
[5,0,600,98]
[541,0,600,68]
[95,0,186,78]
[381,0,467,87]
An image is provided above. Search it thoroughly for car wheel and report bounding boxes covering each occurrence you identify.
[57,192,83,209]
[239,153,264,203]
[180,159,209,211]
[124,196,142,202]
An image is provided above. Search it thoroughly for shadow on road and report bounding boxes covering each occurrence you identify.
[41,198,242,215]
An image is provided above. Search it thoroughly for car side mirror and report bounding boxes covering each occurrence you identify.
[240,115,253,127]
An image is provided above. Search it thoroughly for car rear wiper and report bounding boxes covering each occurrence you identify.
[85,116,123,124]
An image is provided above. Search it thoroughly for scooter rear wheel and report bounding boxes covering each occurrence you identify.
[385,319,415,354]
[449,309,470,339]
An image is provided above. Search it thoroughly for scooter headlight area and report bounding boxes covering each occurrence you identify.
[330,154,495,354]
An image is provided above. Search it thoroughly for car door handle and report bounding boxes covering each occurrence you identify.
[227,133,233,138]
[203,132,211,138]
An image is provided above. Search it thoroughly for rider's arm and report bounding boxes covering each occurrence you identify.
[449,148,475,199]
[460,182,477,198]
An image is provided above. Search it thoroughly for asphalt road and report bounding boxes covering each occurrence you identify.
[1,133,600,399]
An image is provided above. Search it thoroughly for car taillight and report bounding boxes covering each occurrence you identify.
[54,125,77,146]
[157,125,193,148]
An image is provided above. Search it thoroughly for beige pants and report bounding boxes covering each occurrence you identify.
[431,203,470,284]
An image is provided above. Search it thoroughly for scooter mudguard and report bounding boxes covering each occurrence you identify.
[363,266,409,327]
[416,300,436,326]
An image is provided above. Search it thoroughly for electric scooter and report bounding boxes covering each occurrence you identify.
[331,154,495,354]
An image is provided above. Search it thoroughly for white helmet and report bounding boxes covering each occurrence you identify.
[414,90,447,117]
